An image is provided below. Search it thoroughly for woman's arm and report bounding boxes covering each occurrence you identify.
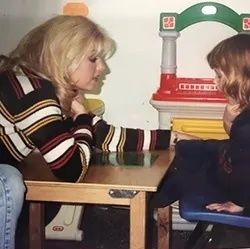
[92,116,171,151]
[169,131,201,146]
[4,78,94,182]
[92,115,200,152]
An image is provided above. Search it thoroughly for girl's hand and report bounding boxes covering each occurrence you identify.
[223,103,240,134]
[206,201,243,213]
[71,95,88,120]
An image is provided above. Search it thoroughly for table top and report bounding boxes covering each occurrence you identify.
[22,149,175,192]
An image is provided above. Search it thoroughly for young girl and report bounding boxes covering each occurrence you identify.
[205,33,250,214]
[150,33,250,216]
[0,15,195,248]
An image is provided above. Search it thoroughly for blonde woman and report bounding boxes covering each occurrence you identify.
[0,15,195,248]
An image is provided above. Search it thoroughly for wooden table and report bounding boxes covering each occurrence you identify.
[22,149,174,249]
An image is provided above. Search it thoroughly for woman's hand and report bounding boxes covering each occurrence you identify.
[71,95,88,120]
[223,103,240,135]
[206,201,243,213]
[170,131,201,146]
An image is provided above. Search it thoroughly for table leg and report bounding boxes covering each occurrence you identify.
[157,206,171,249]
[130,191,147,249]
[29,202,45,249]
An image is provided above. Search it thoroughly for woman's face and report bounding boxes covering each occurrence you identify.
[71,50,106,91]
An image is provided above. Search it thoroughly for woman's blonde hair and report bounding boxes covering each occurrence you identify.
[207,33,250,110]
[0,15,115,116]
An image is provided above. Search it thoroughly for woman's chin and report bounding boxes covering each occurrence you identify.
[80,85,97,92]
[78,84,97,92]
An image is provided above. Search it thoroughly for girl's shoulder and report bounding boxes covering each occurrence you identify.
[234,108,250,124]
[230,108,250,137]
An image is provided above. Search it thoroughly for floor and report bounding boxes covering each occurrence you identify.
[17,203,189,249]
[17,203,250,249]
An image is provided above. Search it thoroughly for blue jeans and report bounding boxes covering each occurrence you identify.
[0,164,26,249]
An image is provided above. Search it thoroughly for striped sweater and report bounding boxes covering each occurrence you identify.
[0,68,170,182]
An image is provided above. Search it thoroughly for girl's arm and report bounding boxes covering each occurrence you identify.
[206,201,244,213]
[206,200,250,216]
[209,109,250,215]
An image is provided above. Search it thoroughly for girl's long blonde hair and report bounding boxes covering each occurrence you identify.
[0,15,115,116]
[207,33,250,110]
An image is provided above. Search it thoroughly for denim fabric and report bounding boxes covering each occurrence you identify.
[0,164,25,249]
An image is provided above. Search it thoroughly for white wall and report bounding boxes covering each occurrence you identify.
[0,0,248,128]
